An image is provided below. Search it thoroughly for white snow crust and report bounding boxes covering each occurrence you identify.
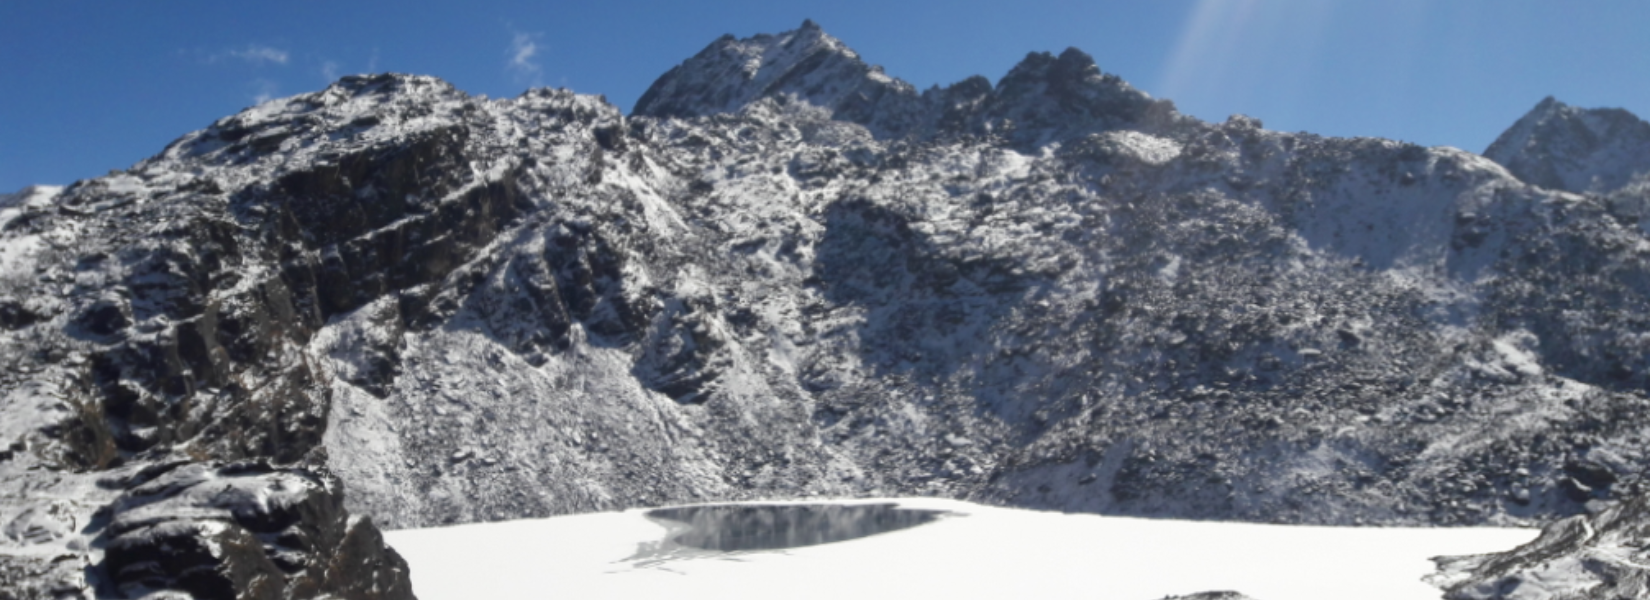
[386,497,1535,600]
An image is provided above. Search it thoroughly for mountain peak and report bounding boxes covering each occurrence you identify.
[983,45,1178,141]
[1485,97,1650,193]
[996,47,1105,94]
[633,21,917,129]
[1531,95,1565,112]
[636,27,1182,144]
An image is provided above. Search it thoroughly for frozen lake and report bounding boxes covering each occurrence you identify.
[384,498,1536,600]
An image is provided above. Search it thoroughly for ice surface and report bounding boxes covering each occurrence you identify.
[385,498,1534,600]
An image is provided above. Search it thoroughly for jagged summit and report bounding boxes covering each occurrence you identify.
[1484,96,1650,193]
[632,20,921,133]
[982,46,1177,141]
[634,21,1184,143]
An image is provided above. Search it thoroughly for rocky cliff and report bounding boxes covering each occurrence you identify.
[4,21,1650,598]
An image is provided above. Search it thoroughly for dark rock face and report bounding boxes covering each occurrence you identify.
[38,74,538,475]
[99,462,412,600]
[0,74,508,598]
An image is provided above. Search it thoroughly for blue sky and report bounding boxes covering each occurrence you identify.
[4,1,1648,192]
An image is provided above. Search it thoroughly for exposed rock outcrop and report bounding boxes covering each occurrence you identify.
[1432,495,1650,599]
[100,461,411,600]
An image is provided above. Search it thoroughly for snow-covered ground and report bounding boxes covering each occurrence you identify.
[385,498,1535,600]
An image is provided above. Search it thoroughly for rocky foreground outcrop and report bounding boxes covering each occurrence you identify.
[1432,495,1650,599]
[100,462,411,600]
[4,21,1650,597]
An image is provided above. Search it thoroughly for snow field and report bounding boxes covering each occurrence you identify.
[385,497,1535,600]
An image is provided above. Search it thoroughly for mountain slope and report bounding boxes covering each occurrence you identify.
[5,21,1650,598]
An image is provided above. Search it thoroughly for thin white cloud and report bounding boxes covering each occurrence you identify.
[510,33,538,70]
[321,60,341,81]
[199,44,290,66]
[507,31,543,85]
[250,79,280,104]
[223,44,290,66]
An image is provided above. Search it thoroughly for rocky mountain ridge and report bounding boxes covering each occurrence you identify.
[633,18,1184,146]
[2,21,1649,599]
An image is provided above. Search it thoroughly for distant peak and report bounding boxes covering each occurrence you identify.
[996,46,1142,99]
[1050,47,1103,84]
[1057,47,1098,70]
[998,47,1107,91]
[633,21,915,125]
[1527,95,1570,119]
[636,29,1180,145]
[1485,96,1650,193]
[984,45,1178,142]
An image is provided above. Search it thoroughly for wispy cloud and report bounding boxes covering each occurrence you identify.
[250,79,280,104]
[321,59,341,81]
[215,44,290,66]
[507,31,543,85]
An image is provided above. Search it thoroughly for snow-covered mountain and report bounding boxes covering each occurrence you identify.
[633,18,1183,146]
[1484,96,1650,194]
[4,21,1650,598]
